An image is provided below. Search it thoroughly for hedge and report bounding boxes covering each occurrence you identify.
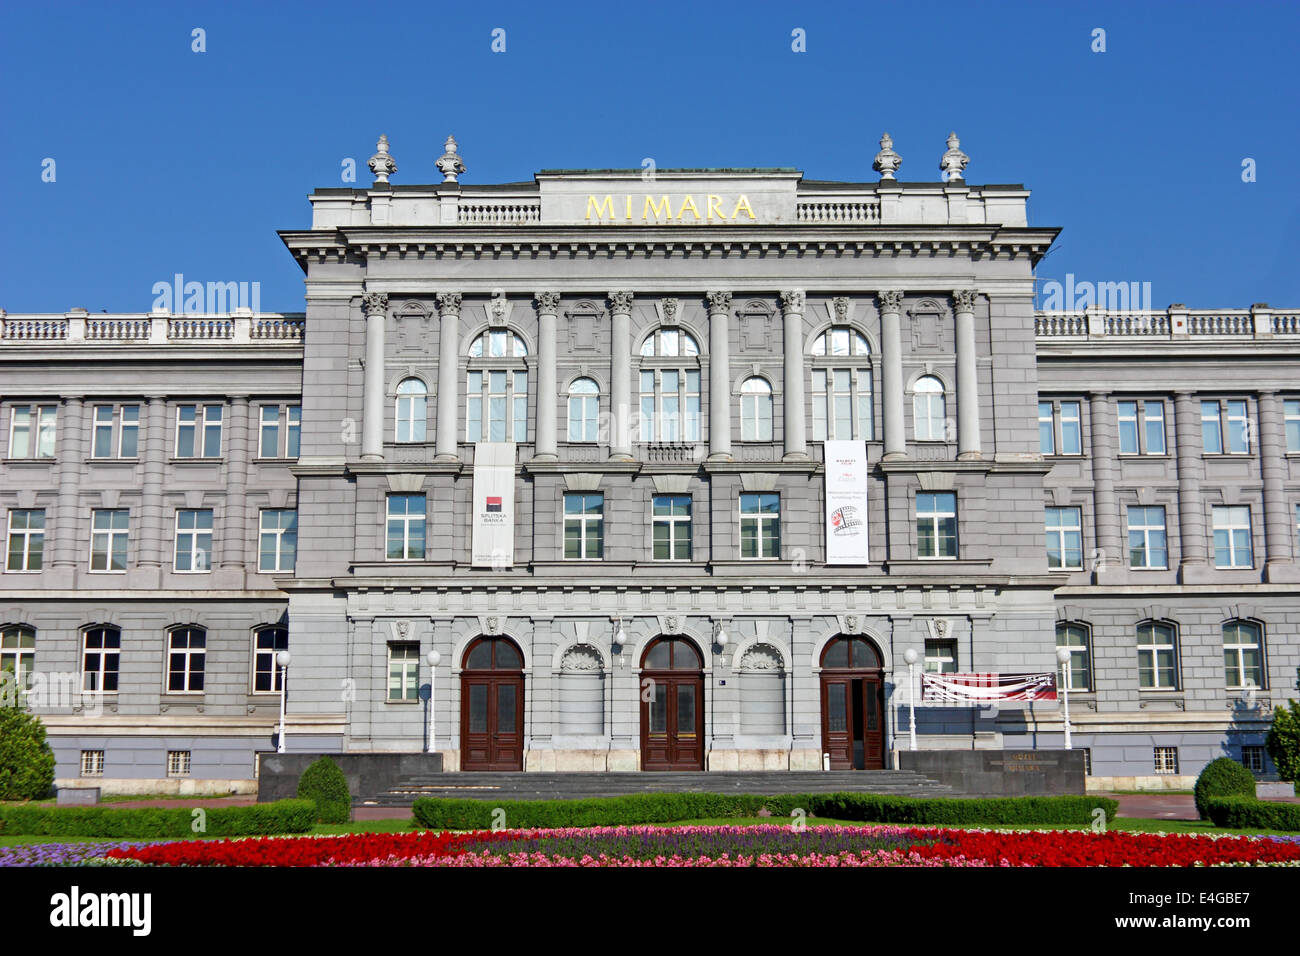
[297,756,351,824]
[0,799,317,837]
[1203,796,1300,832]
[1193,757,1257,819]
[410,792,1118,830]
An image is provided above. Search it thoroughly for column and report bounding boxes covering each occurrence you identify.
[880,290,906,459]
[221,396,249,569]
[1089,392,1122,581]
[534,292,560,459]
[361,293,388,461]
[953,290,982,460]
[51,396,83,568]
[608,291,633,460]
[435,292,462,460]
[137,396,167,569]
[707,291,733,460]
[1257,390,1298,581]
[1174,391,1208,578]
[780,290,808,460]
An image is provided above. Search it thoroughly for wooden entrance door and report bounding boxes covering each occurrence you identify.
[819,636,886,770]
[640,637,705,771]
[460,637,525,771]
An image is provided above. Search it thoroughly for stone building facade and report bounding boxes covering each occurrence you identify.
[2,136,1296,791]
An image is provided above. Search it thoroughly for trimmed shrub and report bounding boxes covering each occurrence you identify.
[296,756,351,823]
[1193,757,1257,819]
[410,792,1117,830]
[0,703,56,801]
[1266,699,1300,788]
[0,799,316,837]
[1204,796,1300,832]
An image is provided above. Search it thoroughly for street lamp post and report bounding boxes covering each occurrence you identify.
[1056,647,1073,751]
[903,649,919,751]
[276,650,292,753]
[426,649,441,755]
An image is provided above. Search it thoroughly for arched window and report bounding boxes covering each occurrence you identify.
[467,330,528,442]
[0,625,36,691]
[811,327,872,441]
[567,377,600,442]
[395,378,427,443]
[913,376,946,441]
[253,625,288,693]
[642,636,703,670]
[639,328,701,443]
[1223,620,1264,689]
[1055,622,1092,691]
[740,377,773,441]
[821,636,882,669]
[82,625,121,693]
[464,636,524,671]
[167,626,206,693]
[1137,621,1178,690]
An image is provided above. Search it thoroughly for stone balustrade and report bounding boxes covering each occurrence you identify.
[1035,306,1299,340]
[0,310,305,344]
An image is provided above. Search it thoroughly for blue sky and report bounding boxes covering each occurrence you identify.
[2,0,1296,312]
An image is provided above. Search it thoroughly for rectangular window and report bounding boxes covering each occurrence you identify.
[9,405,57,459]
[1223,622,1264,689]
[1056,623,1093,691]
[120,405,139,458]
[923,639,957,674]
[916,492,957,559]
[1213,506,1253,568]
[287,405,301,458]
[6,509,45,572]
[92,404,140,459]
[90,509,129,572]
[652,494,692,561]
[259,509,297,572]
[93,405,115,458]
[1127,505,1168,569]
[80,750,105,777]
[1060,401,1082,455]
[166,628,206,693]
[740,493,780,560]
[1202,399,1251,454]
[1201,400,1223,454]
[1138,623,1179,690]
[82,627,120,693]
[1118,400,1165,455]
[386,494,426,560]
[1117,401,1139,455]
[1039,401,1082,456]
[176,404,223,458]
[167,751,192,777]
[563,493,604,560]
[640,369,701,443]
[174,509,214,572]
[1226,400,1249,454]
[1038,401,1055,454]
[1044,506,1083,570]
[1285,399,1300,453]
[253,628,288,693]
[387,643,420,702]
[1241,745,1265,774]
[1153,747,1179,775]
[260,405,280,458]
[466,372,527,443]
[0,626,36,691]
[813,368,872,441]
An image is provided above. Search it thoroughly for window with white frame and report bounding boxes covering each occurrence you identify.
[1201,399,1250,454]
[467,330,528,443]
[652,494,692,561]
[1213,506,1253,568]
[0,625,36,692]
[259,509,297,572]
[82,626,121,693]
[1126,506,1168,569]
[912,377,946,441]
[1038,400,1082,455]
[90,509,129,572]
[9,405,57,459]
[923,639,957,674]
[92,404,139,459]
[1241,745,1265,774]
[167,751,192,776]
[563,493,604,559]
[174,509,213,572]
[739,377,774,442]
[287,405,301,458]
[1285,399,1300,453]
[395,379,427,443]
[387,643,420,702]
[166,626,206,692]
[175,404,222,458]
[1117,399,1166,455]
[1153,747,1179,774]
[567,378,600,442]
[1223,620,1264,689]
[1137,622,1178,690]
[259,405,280,457]
[1055,622,1092,691]
[640,327,699,359]
[6,508,45,571]
[811,327,873,442]
[740,492,780,559]
[253,626,288,693]
[639,329,701,443]
[1044,506,1083,570]
[80,750,104,777]
[916,492,957,559]
[386,494,426,560]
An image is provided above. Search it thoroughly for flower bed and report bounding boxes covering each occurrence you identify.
[92,824,1300,868]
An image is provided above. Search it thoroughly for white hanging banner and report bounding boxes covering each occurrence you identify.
[471,442,515,567]
[824,439,869,564]
[921,672,1059,703]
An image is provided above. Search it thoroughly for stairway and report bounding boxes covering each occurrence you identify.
[360,770,957,807]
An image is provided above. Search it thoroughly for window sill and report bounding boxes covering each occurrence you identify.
[1116,454,1172,461]
[385,699,421,706]
[1,458,57,465]
[87,458,140,464]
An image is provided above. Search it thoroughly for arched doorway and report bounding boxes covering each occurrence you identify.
[819,636,886,769]
[460,636,524,771]
[639,637,705,771]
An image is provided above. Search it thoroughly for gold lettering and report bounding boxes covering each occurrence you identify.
[585,195,615,221]
[706,195,727,220]
[642,195,673,221]
[677,195,701,220]
[732,195,756,220]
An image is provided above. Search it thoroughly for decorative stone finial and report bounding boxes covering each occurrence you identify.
[437,135,466,183]
[873,133,902,180]
[940,131,969,182]
[368,135,397,184]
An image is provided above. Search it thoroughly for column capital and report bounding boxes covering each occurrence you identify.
[362,292,388,317]
[436,292,462,316]
[706,290,732,314]
[534,291,561,313]
[779,289,806,314]
[607,291,634,314]
[1256,388,1279,400]
[878,289,904,313]
[952,289,978,313]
